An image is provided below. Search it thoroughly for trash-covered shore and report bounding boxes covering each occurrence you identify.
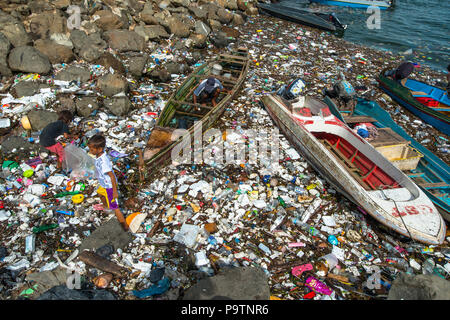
[0,0,449,301]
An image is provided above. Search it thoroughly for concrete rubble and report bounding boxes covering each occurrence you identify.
[0,0,448,301]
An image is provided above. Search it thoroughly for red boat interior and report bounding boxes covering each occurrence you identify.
[314,132,401,191]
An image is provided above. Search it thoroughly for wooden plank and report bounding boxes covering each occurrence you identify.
[175,110,204,118]
[79,250,128,277]
[343,115,377,124]
[219,54,248,61]
[322,139,358,170]
[193,74,239,85]
[172,100,212,109]
[420,182,450,189]
[370,127,410,148]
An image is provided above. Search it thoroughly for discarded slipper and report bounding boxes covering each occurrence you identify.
[292,263,313,278]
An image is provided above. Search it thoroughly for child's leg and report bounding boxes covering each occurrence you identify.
[106,188,129,231]
[114,208,128,231]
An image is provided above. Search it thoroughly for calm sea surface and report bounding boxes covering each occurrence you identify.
[280,0,450,71]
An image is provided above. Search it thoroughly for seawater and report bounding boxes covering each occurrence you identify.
[281,0,450,71]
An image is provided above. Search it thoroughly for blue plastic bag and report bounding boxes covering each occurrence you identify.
[132,278,170,299]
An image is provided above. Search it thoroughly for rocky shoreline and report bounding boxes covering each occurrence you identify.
[0,0,448,301]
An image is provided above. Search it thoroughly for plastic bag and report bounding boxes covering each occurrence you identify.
[63,144,96,180]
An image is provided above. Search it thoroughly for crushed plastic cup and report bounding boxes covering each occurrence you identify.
[319,253,339,271]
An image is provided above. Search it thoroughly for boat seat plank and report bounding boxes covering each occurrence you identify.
[219,54,248,61]
[193,74,238,85]
[369,127,410,148]
[172,100,213,109]
[175,110,204,118]
[420,182,450,189]
[322,139,361,172]
[343,115,377,124]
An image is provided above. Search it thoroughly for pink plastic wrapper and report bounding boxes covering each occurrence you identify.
[305,276,333,295]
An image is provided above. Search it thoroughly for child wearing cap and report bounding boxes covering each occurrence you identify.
[87,134,128,231]
[39,110,77,170]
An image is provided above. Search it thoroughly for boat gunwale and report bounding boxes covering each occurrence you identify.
[260,94,445,244]
[377,70,450,124]
[142,50,250,176]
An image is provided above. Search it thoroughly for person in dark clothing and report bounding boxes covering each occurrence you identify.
[392,61,415,85]
[193,77,230,107]
[386,61,426,95]
[39,110,77,169]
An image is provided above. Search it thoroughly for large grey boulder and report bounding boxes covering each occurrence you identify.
[103,30,145,52]
[128,56,148,77]
[97,73,129,97]
[76,97,99,117]
[103,96,132,117]
[94,10,125,31]
[134,25,170,41]
[70,31,107,62]
[188,6,208,19]
[27,109,58,131]
[183,267,270,300]
[167,16,191,38]
[78,217,133,252]
[37,285,116,300]
[94,52,126,75]
[194,21,211,36]
[28,10,68,39]
[55,66,91,83]
[11,81,49,98]
[0,33,12,77]
[8,46,52,74]
[0,11,31,47]
[216,8,233,24]
[34,39,75,64]
[387,273,450,300]
[140,3,158,24]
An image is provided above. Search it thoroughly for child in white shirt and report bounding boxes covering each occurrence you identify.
[88,134,128,231]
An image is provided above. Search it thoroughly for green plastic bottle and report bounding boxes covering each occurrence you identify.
[32,223,59,234]
[277,196,286,208]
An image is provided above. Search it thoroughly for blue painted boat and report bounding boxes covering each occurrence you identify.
[378,71,450,136]
[324,96,450,222]
[404,79,450,109]
[309,0,393,10]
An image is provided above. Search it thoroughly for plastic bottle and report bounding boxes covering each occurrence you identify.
[381,240,396,253]
[277,196,286,208]
[32,223,59,234]
[208,236,218,246]
[258,243,272,256]
[214,188,233,201]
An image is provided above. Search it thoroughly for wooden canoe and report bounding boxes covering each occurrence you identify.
[260,94,446,244]
[325,96,450,222]
[142,48,250,177]
[309,0,393,9]
[377,70,450,135]
[257,2,347,33]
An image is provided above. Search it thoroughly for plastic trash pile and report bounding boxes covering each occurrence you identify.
[0,12,448,301]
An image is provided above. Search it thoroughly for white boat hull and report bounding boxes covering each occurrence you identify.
[261,95,446,245]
